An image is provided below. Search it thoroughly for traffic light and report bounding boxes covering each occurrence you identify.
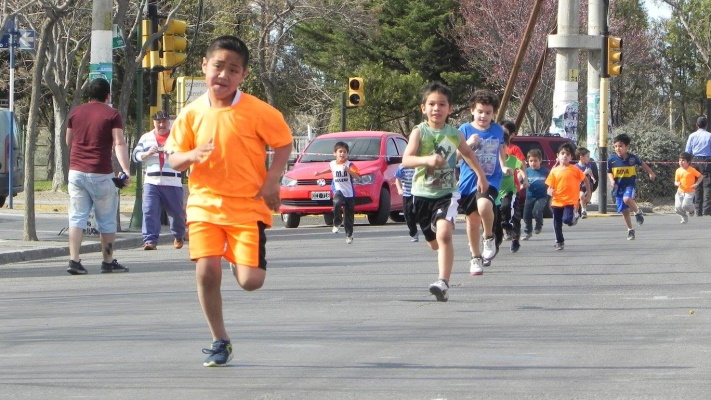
[607,36,623,76]
[141,18,161,69]
[161,19,187,69]
[347,77,365,107]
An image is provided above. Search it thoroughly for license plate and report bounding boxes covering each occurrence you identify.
[311,191,331,200]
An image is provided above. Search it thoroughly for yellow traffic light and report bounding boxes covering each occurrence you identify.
[607,36,623,76]
[141,19,151,68]
[161,19,188,69]
[706,80,711,99]
[347,77,365,107]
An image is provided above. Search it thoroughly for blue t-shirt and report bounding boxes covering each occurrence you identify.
[526,167,550,199]
[457,122,504,195]
[395,165,415,197]
[607,153,643,189]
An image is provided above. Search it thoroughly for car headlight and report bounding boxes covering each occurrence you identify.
[281,176,297,187]
[354,174,374,185]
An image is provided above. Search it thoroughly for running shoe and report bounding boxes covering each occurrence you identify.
[470,257,484,276]
[67,260,87,275]
[428,279,449,302]
[100,259,129,273]
[202,339,233,367]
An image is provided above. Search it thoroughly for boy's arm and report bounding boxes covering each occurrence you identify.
[258,143,293,211]
[346,164,361,179]
[458,136,489,193]
[583,175,592,201]
[640,161,656,181]
[395,177,404,195]
[517,162,529,189]
[499,145,512,176]
[403,127,442,169]
[314,168,331,176]
[168,138,215,172]
[607,171,616,188]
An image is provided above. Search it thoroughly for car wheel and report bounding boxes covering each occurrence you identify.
[367,188,390,225]
[323,212,334,226]
[389,211,405,223]
[281,213,301,228]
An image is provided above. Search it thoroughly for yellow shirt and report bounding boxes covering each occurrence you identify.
[167,93,293,226]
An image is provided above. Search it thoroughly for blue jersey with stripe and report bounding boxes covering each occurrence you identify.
[395,165,415,197]
[607,153,642,189]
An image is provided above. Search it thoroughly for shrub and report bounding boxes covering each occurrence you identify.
[611,121,684,203]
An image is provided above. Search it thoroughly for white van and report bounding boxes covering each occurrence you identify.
[0,109,24,207]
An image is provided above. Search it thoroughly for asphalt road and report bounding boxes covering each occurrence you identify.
[1,214,709,399]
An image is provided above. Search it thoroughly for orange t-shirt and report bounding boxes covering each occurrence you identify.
[545,164,585,207]
[167,92,293,226]
[675,166,701,193]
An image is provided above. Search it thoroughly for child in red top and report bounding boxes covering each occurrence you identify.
[545,143,590,250]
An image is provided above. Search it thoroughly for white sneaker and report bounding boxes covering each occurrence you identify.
[681,214,689,224]
[332,226,339,233]
[410,233,419,242]
[470,257,484,276]
[346,236,353,244]
[482,236,496,260]
[428,279,449,302]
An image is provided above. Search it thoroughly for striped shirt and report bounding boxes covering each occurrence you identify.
[395,165,415,197]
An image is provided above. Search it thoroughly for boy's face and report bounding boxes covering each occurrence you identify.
[334,147,349,163]
[579,153,590,164]
[528,157,541,169]
[557,150,572,165]
[679,158,689,168]
[420,92,452,127]
[613,141,629,157]
[471,103,494,129]
[202,49,248,106]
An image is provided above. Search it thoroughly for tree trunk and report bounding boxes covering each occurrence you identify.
[52,98,69,191]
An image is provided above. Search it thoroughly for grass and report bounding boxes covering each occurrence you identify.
[33,177,138,195]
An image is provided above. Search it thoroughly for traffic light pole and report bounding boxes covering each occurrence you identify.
[341,92,347,132]
[598,0,611,214]
[130,18,145,230]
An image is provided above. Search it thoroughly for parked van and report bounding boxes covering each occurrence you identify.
[0,109,24,207]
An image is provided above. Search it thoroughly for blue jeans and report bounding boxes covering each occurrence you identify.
[68,170,118,233]
[142,184,186,244]
[523,196,549,234]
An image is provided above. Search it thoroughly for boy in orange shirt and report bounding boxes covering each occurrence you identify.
[675,151,702,223]
[545,143,590,250]
[166,36,293,367]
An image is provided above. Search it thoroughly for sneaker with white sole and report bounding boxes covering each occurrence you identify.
[523,232,532,240]
[428,279,449,302]
[202,339,233,367]
[346,236,353,244]
[627,229,635,240]
[482,236,496,260]
[554,242,564,251]
[410,233,419,242]
[635,212,644,225]
[483,258,491,267]
[470,257,484,276]
[332,226,339,233]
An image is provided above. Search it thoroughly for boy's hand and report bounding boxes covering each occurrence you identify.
[649,171,656,181]
[547,187,555,196]
[477,175,489,193]
[466,134,481,149]
[427,154,445,168]
[502,166,513,176]
[257,180,281,212]
[192,138,214,163]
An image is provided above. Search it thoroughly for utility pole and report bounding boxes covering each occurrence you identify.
[598,0,612,214]
[587,0,603,206]
[7,17,16,208]
[548,0,580,140]
[90,0,113,90]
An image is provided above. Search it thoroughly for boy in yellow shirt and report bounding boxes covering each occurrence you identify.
[167,36,293,367]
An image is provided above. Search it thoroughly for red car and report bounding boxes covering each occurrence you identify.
[279,131,408,228]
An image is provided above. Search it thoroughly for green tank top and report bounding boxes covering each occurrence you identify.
[411,122,460,199]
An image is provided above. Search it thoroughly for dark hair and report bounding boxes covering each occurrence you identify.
[576,147,589,158]
[501,120,517,135]
[680,151,692,162]
[420,82,453,105]
[698,116,708,129]
[503,132,510,145]
[613,133,631,146]
[87,78,111,102]
[527,149,542,160]
[206,35,250,68]
[558,142,576,155]
[468,89,500,111]
[334,141,349,153]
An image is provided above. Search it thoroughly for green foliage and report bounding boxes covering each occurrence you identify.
[613,121,684,202]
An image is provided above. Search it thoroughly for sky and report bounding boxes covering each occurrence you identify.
[643,0,673,20]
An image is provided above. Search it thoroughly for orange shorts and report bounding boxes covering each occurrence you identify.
[188,221,267,269]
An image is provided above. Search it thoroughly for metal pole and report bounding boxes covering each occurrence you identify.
[130,18,145,230]
[587,0,603,207]
[598,0,611,214]
[497,0,544,122]
[550,0,580,140]
[341,92,347,132]
[7,17,15,208]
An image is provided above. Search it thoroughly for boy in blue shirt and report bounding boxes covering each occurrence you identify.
[607,134,656,240]
[522,149,550,240]
[395,164,418,242]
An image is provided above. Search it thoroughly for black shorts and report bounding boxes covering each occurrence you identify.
[459,187,499,216]
[413,193,460,242]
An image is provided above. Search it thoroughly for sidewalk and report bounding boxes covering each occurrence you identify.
[0,192,173,265]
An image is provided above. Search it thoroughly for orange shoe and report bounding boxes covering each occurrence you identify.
[173,238,184,249]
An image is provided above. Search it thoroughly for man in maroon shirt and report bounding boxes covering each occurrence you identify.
[65,78,131,275]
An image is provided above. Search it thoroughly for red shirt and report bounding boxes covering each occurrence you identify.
[68,102,123,174]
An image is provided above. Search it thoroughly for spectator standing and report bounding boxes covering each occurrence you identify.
[684,116,711,216]
[132,110,186,250]
[65,78,130,275]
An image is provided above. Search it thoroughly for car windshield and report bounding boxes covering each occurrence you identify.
[300,137,381,162]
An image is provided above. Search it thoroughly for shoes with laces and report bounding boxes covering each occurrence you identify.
[202,339,233,367]
[482,236,496,260]
[67,260,88,275]
[534,227,542,234]
[510,240,521,253]
[627,229,635,240]
[483,258,491,267]
[173,238,184,249]
[470,257,484,276]
[581,210,588,219]
[332,226,339,233]
[143,242,156,250]
[428,279,449,302]
[554,242,564,251]
[635,212,644,225]
[346,236,353,244]
[100,259,129,273]
[523,232,532,240]
[410,233,419,242]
